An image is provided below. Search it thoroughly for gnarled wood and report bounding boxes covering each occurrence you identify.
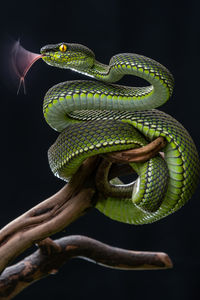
[106,137,166,163]
[0,236,172,299]
[0,156,99,274]
[0,138,169,299]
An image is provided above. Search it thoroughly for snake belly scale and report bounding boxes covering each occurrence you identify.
[40,42,200,224]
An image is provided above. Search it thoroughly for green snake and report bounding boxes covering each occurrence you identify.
[40,42,200,224]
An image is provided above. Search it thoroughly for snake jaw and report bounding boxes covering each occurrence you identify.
[41,52,57,66]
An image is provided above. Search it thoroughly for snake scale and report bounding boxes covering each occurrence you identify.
[40,42,200,224]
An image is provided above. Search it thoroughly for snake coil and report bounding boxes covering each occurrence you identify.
[40,42,200,224]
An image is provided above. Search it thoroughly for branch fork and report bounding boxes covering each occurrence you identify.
[0,137,170,299]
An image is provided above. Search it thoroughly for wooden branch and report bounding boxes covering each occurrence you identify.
[0,137,169,299]
[96,137,166,197]
[0,156,99,274]
[106,137,166,163]
[0,236,172,299]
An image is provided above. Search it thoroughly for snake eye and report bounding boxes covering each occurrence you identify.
[59,44,67,52]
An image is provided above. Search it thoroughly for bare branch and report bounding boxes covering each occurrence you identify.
[0,156,99,273]
[0,235,172,299]
[0,139,170,299]
[96,137,166,197]
[105,137,166,163]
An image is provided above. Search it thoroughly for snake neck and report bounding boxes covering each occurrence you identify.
[88,60,123,82]
[71,53,174,102]
[70,59,122,82]
[43,53,175,132]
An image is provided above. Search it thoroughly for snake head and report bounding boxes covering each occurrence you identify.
[40,43,95,71]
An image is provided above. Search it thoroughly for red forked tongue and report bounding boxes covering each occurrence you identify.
[11,40,42,94]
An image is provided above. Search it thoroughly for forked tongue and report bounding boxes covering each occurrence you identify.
[12,40,42,94]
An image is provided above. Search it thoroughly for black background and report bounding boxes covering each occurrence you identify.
[0,0,200,299]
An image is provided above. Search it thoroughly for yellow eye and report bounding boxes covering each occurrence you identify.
[59,44,67,52]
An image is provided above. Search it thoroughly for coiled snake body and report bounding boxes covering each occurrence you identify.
[40,43,200,224]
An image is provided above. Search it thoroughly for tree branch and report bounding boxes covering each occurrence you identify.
[0,235,172,299]
[0,138,168,299]
[105,137,166,163]
[0,156,99,273]
[96,137,166,197]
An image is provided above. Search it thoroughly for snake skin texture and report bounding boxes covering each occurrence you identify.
[41,43,200,224]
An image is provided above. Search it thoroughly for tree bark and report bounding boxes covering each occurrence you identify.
[0,138,170,299]
[0,236,172,300]
[0,156,99,273]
